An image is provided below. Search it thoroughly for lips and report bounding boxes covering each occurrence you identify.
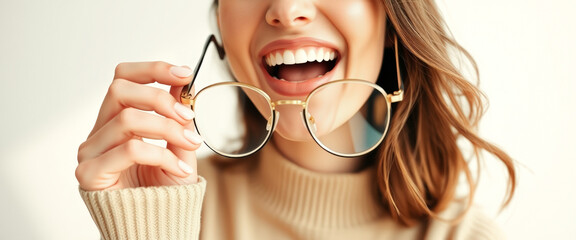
[259,38,340,97]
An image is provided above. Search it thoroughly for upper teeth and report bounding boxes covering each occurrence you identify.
[265,48,337,67]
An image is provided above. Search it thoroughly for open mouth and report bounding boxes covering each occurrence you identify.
[263,47,338,82]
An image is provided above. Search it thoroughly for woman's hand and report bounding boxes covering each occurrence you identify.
[76,61,201,191]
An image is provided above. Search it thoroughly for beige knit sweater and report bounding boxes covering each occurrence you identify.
[80,144,505,240]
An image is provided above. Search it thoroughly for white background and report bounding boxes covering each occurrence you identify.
[0,0,574,239]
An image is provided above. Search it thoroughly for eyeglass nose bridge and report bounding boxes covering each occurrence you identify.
[268,99,318,133]
[270,99,307,109]
[267,99,307,130]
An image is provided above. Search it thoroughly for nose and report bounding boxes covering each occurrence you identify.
[265,0,316,28]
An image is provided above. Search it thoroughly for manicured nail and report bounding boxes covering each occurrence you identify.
[178,160,194,174]
[183,129,203,145]
[170,66,194,78]
[174,102,195,120]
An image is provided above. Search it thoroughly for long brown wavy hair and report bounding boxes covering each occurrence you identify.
[377,0,516,226]
[213,0,516,227]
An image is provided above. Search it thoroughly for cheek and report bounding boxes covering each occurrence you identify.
[218,2,264,85]
[324,1,386,82]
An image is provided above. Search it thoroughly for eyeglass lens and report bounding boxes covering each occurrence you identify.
[193,84,273,157]
[305,81,389,156]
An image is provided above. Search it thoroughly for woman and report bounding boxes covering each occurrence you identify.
[76,0,516,239]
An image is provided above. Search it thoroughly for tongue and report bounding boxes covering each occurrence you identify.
[277,62,330,82]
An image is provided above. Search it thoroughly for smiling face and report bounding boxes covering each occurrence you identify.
[218,0,387,142]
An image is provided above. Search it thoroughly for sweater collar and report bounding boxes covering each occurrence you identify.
[250,143,386,228]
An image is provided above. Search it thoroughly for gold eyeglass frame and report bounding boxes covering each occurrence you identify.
[180,34,404,158]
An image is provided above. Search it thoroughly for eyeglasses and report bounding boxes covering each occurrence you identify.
[181,35,404,158]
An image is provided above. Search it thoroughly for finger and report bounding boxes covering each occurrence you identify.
[79,108,203,161]
[76,139,193,191]
[114,61,194,86]
[90,79,195,136]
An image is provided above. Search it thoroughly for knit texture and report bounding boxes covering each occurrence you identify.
[80,178,206,240]
[79,144,505,239]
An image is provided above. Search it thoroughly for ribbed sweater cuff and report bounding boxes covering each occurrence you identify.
[79,177,206,240]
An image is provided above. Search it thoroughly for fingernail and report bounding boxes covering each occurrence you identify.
[174,102,195,120]
[183,129,203,145]
[170,66,194,78]
[178,160,194,174]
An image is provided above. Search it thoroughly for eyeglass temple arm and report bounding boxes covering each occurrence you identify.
[389,34,404,103]
[181,35,226,103]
